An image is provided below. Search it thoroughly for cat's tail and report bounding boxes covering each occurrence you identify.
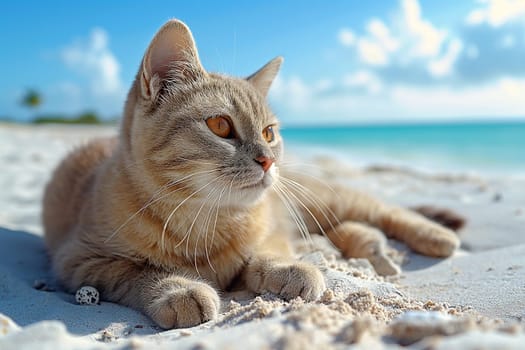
[410,205,466,232]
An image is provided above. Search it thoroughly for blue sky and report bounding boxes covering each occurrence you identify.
[1,0,524,124]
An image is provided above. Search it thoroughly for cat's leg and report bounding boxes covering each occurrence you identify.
[53,241,220,329]
[310,191,458,257]
[368,205,460,257]
[242,256,325,301]
[306,184,459,257]
[326,221,400,276]
[290,181,459,257]
[328,194,459,257]
[280,173,460,258]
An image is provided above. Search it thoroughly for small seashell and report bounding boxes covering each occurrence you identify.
[75,286,100,305]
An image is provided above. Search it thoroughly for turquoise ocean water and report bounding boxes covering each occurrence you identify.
[280,121,525,176]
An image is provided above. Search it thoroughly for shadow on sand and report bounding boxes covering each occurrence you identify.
[0,227,156,336]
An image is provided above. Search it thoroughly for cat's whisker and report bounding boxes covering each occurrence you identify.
[201,195,216,273]
[203,181,230,274]
[209,173,237,255]
[277,179,329,237]
[142,169,218,207]
[106,184,182,244]
[274,185,312,246]
[135,173,212,222]
[190,182,225,275]
[166,175,226,251]
[188,195,213,277]
[272,182,312,246]
[197,183,227,274]
[161,176,220,251]
[277,184,313,246]
[277,178,342,251]
[225,172,239,217]
[280,166,340,197]
[279,176,342,234]
[176,185,223,267]
[105,169,217,244]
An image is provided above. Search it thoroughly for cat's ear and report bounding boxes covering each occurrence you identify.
[247,57,283,97]
[140,19,205,100]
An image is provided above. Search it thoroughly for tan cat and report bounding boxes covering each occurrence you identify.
[42,19,459,329]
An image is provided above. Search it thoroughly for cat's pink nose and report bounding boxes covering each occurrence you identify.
[255,156,274,172]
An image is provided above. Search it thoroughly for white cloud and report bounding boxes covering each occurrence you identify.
[343,70,383,94]
[338,28,356,47]
[274,0,525,123]
[427,39,463,77]
[465,9,486,26]
[271,75,312,112]
[352,18,400,66]
[271,74,525,123]
[367,19,400,52]
[401,0,447,58]
[356,38,390,66]
[336,0,525,86]
[466,0,525,27]
[61,28,124,97]
[52,28,127,118]
[338,0,454,72]
[390,77,525,117]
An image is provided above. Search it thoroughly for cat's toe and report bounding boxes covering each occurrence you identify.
[148,281,220,329]
[268,263,326,302]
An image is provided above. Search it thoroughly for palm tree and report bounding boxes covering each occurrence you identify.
[21,89,42,109]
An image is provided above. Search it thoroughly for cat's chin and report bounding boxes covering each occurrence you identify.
[230,177,275,207]
[235,188,271,207]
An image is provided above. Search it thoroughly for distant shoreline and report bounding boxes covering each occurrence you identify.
[279,118,525,129]
[2,117,525,128]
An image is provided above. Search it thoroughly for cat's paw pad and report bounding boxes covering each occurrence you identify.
[148,281,220,329]
[265,263,325,302]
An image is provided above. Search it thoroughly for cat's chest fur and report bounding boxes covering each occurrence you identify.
[102,170,271,289]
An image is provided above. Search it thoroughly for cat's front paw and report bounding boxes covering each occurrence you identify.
[264,262,326,301]
[147,280,220,329]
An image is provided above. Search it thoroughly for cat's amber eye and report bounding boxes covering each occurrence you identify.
[262,125,275,143]
[206,116,232,138]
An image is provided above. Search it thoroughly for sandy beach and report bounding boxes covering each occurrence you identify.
[1,123,524,349]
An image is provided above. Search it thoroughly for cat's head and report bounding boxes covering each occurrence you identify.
[123,19,283,207]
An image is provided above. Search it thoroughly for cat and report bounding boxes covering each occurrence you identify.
[42,19,460,329]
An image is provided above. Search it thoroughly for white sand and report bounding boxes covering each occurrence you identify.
[0,123,524,349]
